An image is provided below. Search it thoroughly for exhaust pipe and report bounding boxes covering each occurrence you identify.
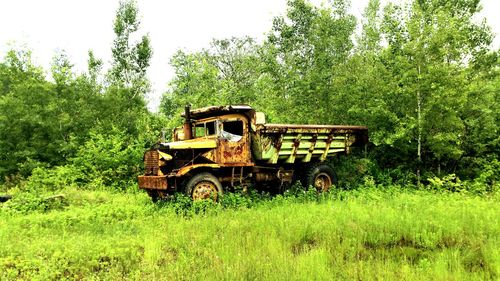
[183,104,193,140]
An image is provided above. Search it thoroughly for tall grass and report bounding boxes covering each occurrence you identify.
[0,187,498,280]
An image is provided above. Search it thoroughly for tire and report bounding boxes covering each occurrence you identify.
[0,195,12,203]
[147,190,159,203]
[185,172,223,201]
[302,163,337,192]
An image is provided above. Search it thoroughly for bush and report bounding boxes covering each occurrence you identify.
[333,156,416,189]
[1,192,67,214]
[23,165,82,192]
[333,156,376,188]
[70,128,144,190]
[428,174,467,193]
[469,158,500,194]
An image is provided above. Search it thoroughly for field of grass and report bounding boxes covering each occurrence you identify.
[0,187,498,280]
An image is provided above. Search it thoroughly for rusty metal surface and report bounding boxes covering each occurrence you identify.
[175,163,221,177]
[202,149,216,162]
[159,138,217,149]
[138,176,168,190]
[139,105,368,200]
[258,123,368,134]
[191,181,219,201]
[144,150,159,176]
[252,124,367,164]
[216,114,253,166]
[181,105,253,120]
[219,139,251,165]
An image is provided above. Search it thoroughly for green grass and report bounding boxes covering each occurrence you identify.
[0,187,498,280]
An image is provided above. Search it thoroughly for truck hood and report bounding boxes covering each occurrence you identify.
[159,138,217,150]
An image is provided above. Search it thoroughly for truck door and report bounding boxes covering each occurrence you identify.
[218,117,252,165]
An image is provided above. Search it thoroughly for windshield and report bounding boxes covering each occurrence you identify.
[194,120,216,138]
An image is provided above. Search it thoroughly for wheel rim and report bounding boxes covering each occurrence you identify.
[314,172,332,192]
[192,181,218,200]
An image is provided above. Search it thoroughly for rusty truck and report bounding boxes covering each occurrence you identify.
[138,105,368,201]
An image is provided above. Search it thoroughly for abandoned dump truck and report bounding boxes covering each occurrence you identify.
[138,105,368,201]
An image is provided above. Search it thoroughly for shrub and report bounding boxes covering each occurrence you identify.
[70,128,144,190]
[23,165,82,192]
[333,156,376,188]
[428,174,467,193]
[468,158,500,194]
[1,192,67,214]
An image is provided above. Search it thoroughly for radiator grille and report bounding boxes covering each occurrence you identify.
[144,150,159,176]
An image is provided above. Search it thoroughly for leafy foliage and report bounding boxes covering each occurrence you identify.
[0,1,498,279]
[109,0,152,97]
[0,0,499,191]
[160,0,499,185]
[0,0,159,187]
[70,128,144,189]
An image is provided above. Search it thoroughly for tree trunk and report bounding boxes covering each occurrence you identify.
[417,65,422,187]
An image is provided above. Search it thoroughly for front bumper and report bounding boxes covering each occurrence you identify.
[138,176,169,190]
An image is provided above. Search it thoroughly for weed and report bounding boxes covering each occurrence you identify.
[0,186,498,280]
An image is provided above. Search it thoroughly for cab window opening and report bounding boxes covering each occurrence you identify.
[194,121,216,138]
[221,120,243,142]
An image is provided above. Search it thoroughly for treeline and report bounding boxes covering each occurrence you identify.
[0,0,498,191]
[162,0,499,187]
[0,1,164,190]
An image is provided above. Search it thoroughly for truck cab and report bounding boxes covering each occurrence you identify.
[186,113,253,166]
[139,105,257,201]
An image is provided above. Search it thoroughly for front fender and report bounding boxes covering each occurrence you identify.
[175,164,221,177]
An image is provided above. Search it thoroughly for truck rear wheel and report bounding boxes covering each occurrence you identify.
[303,163,337,192]
[185,172,223,201]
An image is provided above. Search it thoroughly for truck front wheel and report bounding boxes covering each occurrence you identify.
[185,172,223,201]
[303,163,337,192]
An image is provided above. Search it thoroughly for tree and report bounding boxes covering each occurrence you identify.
[161,37,262,122]
[376,0,497,177]
[104,0,153,137]
[264,0,356,123]
[0,1,158,186]
[158,0,499,184]
[108,0,152,101]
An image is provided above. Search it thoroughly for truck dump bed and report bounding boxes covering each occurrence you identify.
[252,123,368,164]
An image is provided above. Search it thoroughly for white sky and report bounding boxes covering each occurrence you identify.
[1,0,499,112]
